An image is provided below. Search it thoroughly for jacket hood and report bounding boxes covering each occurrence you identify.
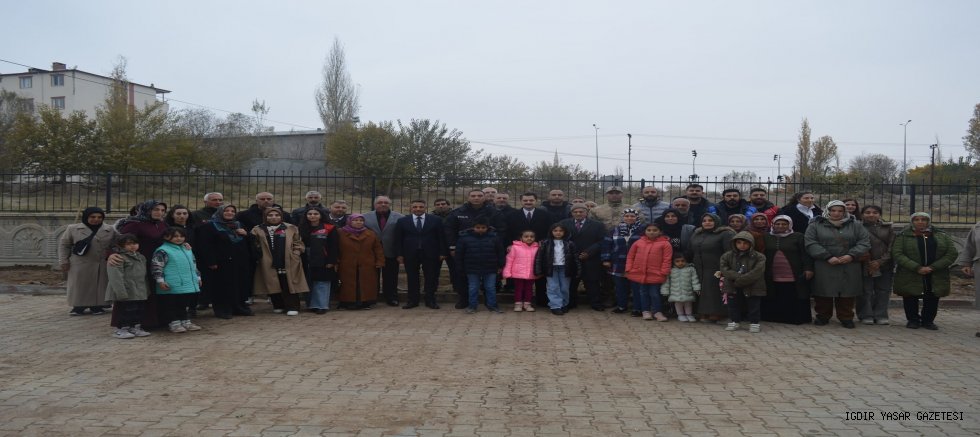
[730,231,756,249]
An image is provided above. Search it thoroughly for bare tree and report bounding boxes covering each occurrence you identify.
[793,118,812,181]
[315,38,360,133]
[793,118,839,181]
[963,102,980,160]
[847,153,899,182]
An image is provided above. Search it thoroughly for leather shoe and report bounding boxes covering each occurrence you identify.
[214,313,232,320]
[591,305,605,312]
[841,320,856,329]
[454,302,468,309]
[814,318,829,326]
[425,302,440,309]
[402,303,419,309]
[387,300,399,307]
[551,309,564,316]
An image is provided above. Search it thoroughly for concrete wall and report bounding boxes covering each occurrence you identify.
[0,66,167,118]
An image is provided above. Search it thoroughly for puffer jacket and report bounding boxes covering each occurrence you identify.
[455,229,505,275]
[719,231,767,297]
[625,236,673,284]
[804,215,870,298]
[662,265,700,303]
[503,241,539,280]
[863,220,896,271]
[891,226,958,297]
[534,239,580,278]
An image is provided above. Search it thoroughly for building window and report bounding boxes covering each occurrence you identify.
[51,74,64,86]
[51,97,65,110]
[19,98,34,112]
[19,76,32,89]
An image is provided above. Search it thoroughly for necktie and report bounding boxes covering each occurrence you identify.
[576,220,583,231]
[526,210,532,221]
[416,216,423,231]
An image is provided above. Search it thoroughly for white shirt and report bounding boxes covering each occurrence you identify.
[414,214,425,228]
[553,240,565,266]
[797,203,815,219]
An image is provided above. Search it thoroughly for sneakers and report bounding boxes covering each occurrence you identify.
[654,312,668,322]
[113,328,135,339]
[286,310,299,316]
[861,318,875,325]
[677,315,688,322]
[523,302,535,312]
[69,307,86,316]
[685,315,697,323]
[514,303,523,312]
[181,320,201,331]
[89,307,106,315]
[466,307,477,314]
[749,323,761,333]
[488,307,502,314]
[642,311,653,320]
[611,307,627,314]
[725,322,739,331]
[129,325,151,337]
[169,321,187,333]
[550,308,563,316]
[272,309,284,314]
[876,318,890,325]
[630,311,642,318]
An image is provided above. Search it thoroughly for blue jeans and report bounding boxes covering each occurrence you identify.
[309,281,331,309]
[635,282,663,313]
[467,273,498,309]
[546,266,570,309]
[612,275,640,310]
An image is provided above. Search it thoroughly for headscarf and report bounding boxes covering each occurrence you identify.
[910,212,932,236]
[748,212,770,232]
[259,207,288,270]
[823,200,847,227]
[701,213,722,231]
[770,215,794,237]
[210,204,243,243]
[727,213,747,232]
[617,208,643,238]
[114,199,167,230]
[342,213,368,235]
[81,207,105,233]
[654,208,684,239]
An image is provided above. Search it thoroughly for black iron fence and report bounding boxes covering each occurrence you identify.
[1,172,977,224]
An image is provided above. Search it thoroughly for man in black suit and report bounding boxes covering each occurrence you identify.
[505,192,554,307]
[560,203,607,311]
[395,199,447,309]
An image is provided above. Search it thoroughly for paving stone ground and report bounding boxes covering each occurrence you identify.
[1,293,979,436]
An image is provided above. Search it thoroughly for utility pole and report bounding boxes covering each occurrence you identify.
[773,154,781,182]
[627,133,632,199]
[901,120,911,195]
[929,143,938,210]
[593,124,599,181]
[691,150,698,181]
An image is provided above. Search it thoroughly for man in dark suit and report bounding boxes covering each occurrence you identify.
[362,195,404,306]
[395,199,447,309]
[560,203,607,311]
[506,193,553,308]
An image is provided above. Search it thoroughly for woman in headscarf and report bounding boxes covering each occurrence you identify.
[779,191,821,234]
[857,205,896,325]
[957,220,980,333]
[689,213,735,322]
[804,200,871,328]
[336,214,385,309]
[58,207,118,316]
[251,207,309,316]
[746,212,771,252]
[195,204,254,319]
[655,208,695,256]
[892,212,958,330]
[760,215,814,324]
[601,208,645,315]
[112,199,169,328]
[726,213,747,233]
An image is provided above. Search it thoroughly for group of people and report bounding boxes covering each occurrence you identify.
[56,184,977,338]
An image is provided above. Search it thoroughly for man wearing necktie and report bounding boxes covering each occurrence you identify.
[505,193,554,307]
[363,196,405,306]
[560,203,607,311]
[394,200,447,309]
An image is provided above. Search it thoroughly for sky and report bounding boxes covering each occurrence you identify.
[3,0,979,180]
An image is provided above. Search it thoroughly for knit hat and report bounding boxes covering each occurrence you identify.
[910,212,931,223]
[823,200,846,218]
[570,203,588,212]
[622,208,638,217]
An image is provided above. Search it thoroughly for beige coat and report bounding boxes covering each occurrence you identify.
[58,223,118,307]
[251,224,309,294]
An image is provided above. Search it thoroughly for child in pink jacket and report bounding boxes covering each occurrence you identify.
[503,230,539,312]
[626,223,673,321]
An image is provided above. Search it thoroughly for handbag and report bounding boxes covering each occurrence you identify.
[72,230,98,256]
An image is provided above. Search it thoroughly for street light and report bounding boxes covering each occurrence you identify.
[593,124,599,181]
[627,133,632,195]
[929,143,938,210]
[690,150,698,181]
[773,154,781,182]
[901,120,911,195]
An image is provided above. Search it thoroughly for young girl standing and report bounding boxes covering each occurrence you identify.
[151,227,203,333]
[503,230,539,312]
[105,234,150,339]
[625,224,673,321]
[662,254,700,322]
[534,223,579,316]
[252,207,309,315]
[299,209,339,314]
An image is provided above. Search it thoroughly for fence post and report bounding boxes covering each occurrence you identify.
[105,172,112,213]
[908,184,916,213]
[370,176,377,210]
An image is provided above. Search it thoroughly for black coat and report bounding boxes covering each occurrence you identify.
[504,207,554,245]
[393,214,448,259]
[301,223,339,282]
[291,204,330,226]
[455,229,505,274]
[237,203,291,232]
[559,218,605,280]
[542,201,572,223]
[534,239,580,278]
[444,203,506,248]
[779,203,822,234]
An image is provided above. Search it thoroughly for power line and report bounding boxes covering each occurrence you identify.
[470,140,770,169]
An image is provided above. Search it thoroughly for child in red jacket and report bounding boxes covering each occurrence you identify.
[503,230,540,312]
[626,223,673,321]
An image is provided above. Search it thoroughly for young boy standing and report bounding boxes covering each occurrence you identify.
[455,217,505,313]
[719,231,767,332]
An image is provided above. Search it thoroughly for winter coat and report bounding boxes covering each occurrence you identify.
[625,236,673,285]
[455,229,505,275]
[336,228,384,300]
[105,251,148,302]
[251,224,310,294]
[715,199,758,224]
[762,232,813,299]
[542,201,572,223]
[237,203,290,232]
[862,220,896,272]
[891,226,958,298]
[534,239,580,278]
[152,242,201,294]
[632,200,670,224]
[590,202,627,231]
[662,265,701,303]
[779,203,821,234]
[302,223,339,282]
[58,223,117,307]
[601,224,644,276]
[719,231,767,297]
[502,241,539,280]
[687,199,717,227]
[804,215,871,298]
[444,203,507,248]
[689,225,736,315]
[559,217,606,281]
[957,221,980,269]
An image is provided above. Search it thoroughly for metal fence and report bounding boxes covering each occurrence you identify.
[1,172,977,224]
